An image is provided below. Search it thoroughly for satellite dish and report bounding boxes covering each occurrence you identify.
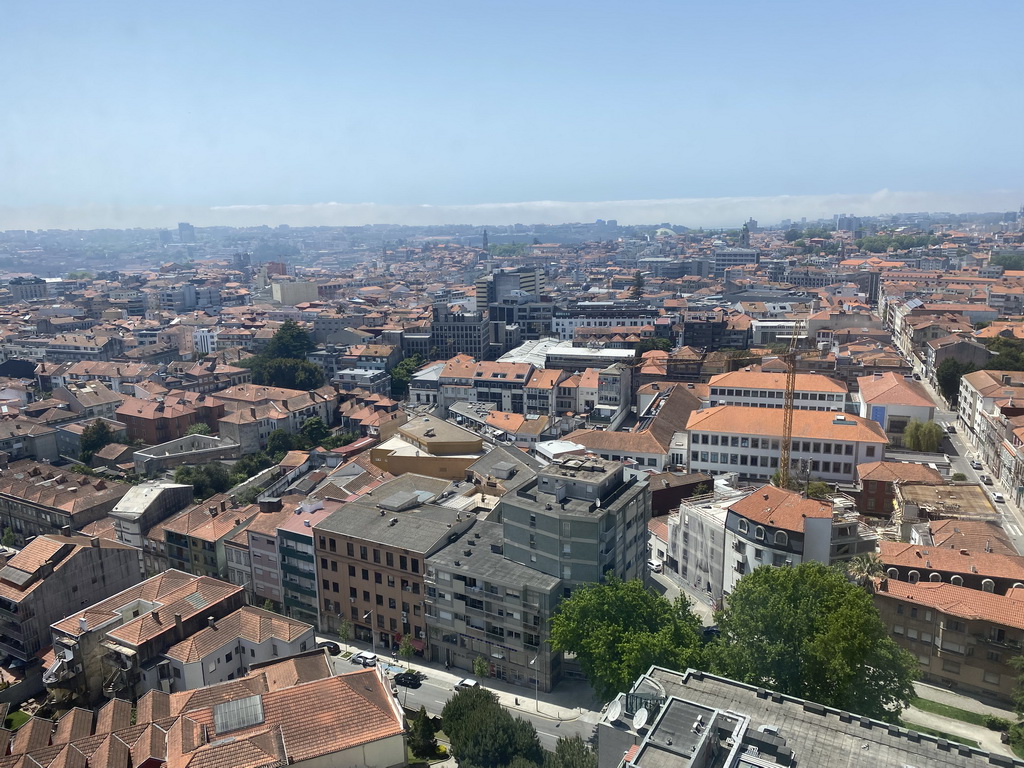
[633,707,649,731]
[607,700,622,723]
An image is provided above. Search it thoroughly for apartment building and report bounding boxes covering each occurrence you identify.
[163,606,314,690]
[0,460,129,543]
[437,358,535,415]
[44,570,246,704]
[314,474,475,652]
[706,369,848,411]
[0,534,141,664]
[500,456,650,592]
[854,461,943,518]
[878,541,1024,595]
[426,520,563,691]
[158,495,260,580]
[957,369,1024,448]
[874,578,1024,705]
[551,301,663,341]
[685,407,888,485]
[115,396,199,444]
[431,302,490,360]
[279,499,335,627]
[214,383,338,454]
[857,372,935,447]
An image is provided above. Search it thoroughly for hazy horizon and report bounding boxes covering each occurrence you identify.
[2,188,1022,232]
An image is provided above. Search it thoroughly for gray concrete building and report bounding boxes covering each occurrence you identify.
[500,456,650,593]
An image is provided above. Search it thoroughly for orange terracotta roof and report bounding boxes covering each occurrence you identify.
[686,406,888,443]
[728,485,831,533]
[857,372,934,408]
[876,578,1024,631]
[878,541,1024,581]
[856,461,943,484]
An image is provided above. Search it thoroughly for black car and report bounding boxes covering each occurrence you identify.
[316,641,341,656]
[394,671,422,688]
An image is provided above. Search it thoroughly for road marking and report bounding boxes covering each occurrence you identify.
[1006,523,1021,537]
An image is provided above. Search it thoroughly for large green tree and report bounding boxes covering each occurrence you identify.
[935,358,976,406]
[390,353,425,399]
[902,420,943,452]
[708,562,917,722]
[549,576,704,702]
[263,319,315,360]
[174,463,234,500]
[239,320,325,389]
[548,735,598,768]
[409,706,438,759]
[442,688,543,768]
[79,419,113,462]
[299,416,330,446]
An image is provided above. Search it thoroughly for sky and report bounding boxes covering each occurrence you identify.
[2,1,1022,230]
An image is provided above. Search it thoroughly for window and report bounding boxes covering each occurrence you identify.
[929,572,941,582]
[400,555,408,570]
[386,552,394,567]
[982,578,995,593]
[908,570,920,584]
[361,569,369,581]
[346,542,353,556]
[893,625,904,635]
[374,572,382,584]
[942,659,961,674]
[737,519,749,533]
[755,526,765,540]
[774,531,788,546]
[359,546,368,560]
[866,446,876,457]
[348,565,356,577]
[373,549,381,564]
[984,670,1001,685]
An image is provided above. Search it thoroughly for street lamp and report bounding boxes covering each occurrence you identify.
[529,656,539,712]
[363,610,376,656]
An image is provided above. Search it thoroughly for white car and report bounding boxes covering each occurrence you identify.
[351,651,378,667]
[454,678,480,691]
[992,493,1006,504]
[647,559,663,573]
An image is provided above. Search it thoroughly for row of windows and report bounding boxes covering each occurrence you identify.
[693,433,858,456]
[736,519,788,546]
[318,538,420,573]
[888,568,1014,592]
[692,451,854,476]
[709,388,844,402]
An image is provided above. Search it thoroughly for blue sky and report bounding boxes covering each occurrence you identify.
[2,1,1022,228]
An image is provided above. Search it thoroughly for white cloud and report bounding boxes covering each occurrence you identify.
[1,189,1021,231]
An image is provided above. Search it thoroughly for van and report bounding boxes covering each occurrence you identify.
[647,559,663,573]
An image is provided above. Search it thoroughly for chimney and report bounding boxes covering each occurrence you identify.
[1003,374,1011,385]
[174,613,183,639]
[220,499,227,512]
[250,407,257,419]
[153,610,161,624]
[61,525,72,537]
[90,537,100,548]
[207,616,216,629]
[209,505,218,517]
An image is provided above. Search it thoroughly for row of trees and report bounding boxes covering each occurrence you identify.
[550,564,917,723]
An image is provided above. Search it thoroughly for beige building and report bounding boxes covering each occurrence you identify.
[874,577,1024,704]
[370,414,485,479]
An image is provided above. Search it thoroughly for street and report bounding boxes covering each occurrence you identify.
[322,640,602,752]
[917,374,1024,553]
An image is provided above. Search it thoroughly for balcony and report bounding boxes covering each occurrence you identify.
[282,582,317,598]
[974,633,1022,651]
[281,562,314,579]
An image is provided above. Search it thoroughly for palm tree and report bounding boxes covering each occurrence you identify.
[844,553,885,589]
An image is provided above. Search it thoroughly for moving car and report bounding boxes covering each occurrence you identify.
[980,475,994,486]
[317,641,341,656]
[647,559,663,573]
[454,678,480,691]
[394,671,422,688]
[351,651,378,667]
[992,492,1005,504]
[971,460,983,470]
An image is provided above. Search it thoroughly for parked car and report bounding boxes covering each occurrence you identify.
[317,641,341,656]
[971,460,983,470]
[394,671,422,688]
[454,678,480,691]
[946,424,956,434]
[992,492,1006,504]
[980,475,994,485]
[647,559,663,573]
[351,651,378,667]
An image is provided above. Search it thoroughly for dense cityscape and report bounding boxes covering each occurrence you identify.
[0,211,1020,766]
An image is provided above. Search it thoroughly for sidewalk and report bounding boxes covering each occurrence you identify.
[914,681,1016,719]
[328,636,598,723]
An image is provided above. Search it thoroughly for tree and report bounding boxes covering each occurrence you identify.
[409,706,438,759]
[903,420,943,452]
[936,358,977,406]
[399,633,416,667]
[300,417,330,447]
[805,480,832,500]
[337,617,352,650]
[951,472,967,482]
[708,562,917,722]
[186,423,211,436]
[630,271,645,299]
[267,429,308,460]
[263,319,315,360]
[549,576,704,702]
[548,735,598,768]
[391,354,425,399]
[844,553,885,588]
[230,452,274,485]
[442,687,543,768]
[472,655,491,679]
[1,528,15,548]
[1010,655,1024,718]
[79,419,113,462]
[174,463,234,500]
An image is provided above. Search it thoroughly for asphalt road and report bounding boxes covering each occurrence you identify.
[916,375,1024,553]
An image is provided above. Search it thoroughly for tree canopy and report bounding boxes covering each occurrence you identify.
[902,420,944,452]
[239,321,325,390]
[635,337,672,355]
[174,463,234,500]
[442,687,544,768]
[993,252,1024,271]
[390,353,425,399]
[936,358,976,405]
[708,562,917,722]
[549,576,704,702]
[185,423,211,436]
[79,419,113,462]
[856,233,937,253]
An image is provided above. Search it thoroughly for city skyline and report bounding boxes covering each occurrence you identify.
[3,1,1022,230]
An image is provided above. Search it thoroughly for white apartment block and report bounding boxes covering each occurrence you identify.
[707,370,848,411]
